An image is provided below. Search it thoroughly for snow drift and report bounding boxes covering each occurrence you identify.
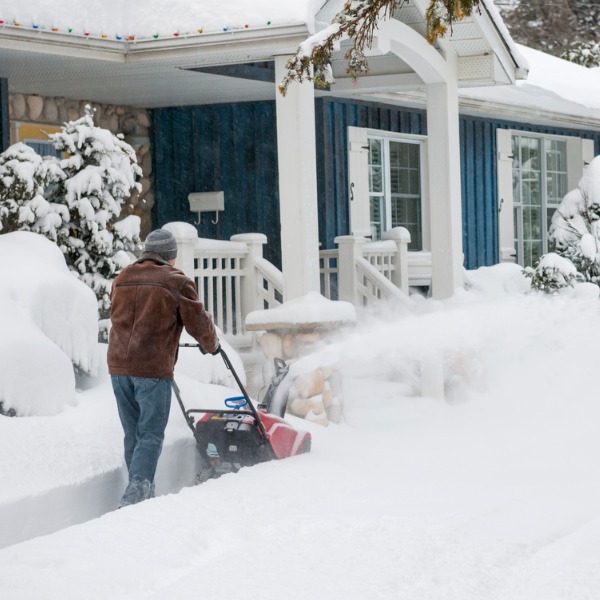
[0,232,99,415]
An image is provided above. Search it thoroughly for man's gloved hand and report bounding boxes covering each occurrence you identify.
[199,343,221,356]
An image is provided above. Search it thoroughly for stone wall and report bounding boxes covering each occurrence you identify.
[8,93,154,237]
[258,329,344,426]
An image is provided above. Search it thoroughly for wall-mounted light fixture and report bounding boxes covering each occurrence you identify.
[188,191,225,225]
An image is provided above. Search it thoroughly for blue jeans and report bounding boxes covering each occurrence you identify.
[111,375,172,507]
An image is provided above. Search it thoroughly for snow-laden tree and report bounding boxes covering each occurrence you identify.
[527,156,600,291]
[280,0,482,95]
[499,0,600,62]
[46,106,142,316]
[562,42,600,68]
[0,143,66,239]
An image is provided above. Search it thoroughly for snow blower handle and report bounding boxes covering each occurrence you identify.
[179,342,221,355]
[177,343,268,439]
[218,347,269,440]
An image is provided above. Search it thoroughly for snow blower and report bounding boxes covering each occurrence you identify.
[174,345,311,482]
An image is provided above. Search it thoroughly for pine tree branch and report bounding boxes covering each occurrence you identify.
[279,0,482,96]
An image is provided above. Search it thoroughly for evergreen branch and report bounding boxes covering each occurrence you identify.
[279,0,482,96]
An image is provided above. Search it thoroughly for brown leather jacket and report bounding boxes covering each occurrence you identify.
[107,253,218,379]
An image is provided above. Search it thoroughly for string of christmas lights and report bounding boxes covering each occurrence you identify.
[0,18,274,41]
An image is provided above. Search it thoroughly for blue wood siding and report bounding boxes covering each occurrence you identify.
[0,79,9,151]
[151,102,281,265]
[151,98,600,272]
[460,117,499,267]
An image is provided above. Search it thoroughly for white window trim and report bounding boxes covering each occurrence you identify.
[348,126,430,249]
[496,128,594,265]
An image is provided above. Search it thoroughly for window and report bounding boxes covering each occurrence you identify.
[23,139,61,158]
[497,129,594,268]
[511,134,567,267]
[368,136,423,249]
[11,122,63,157]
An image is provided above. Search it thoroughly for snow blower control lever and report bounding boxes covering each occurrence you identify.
[177,343,269,440]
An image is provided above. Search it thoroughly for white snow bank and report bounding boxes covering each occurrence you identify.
[464,262,531,297]
[0,295,76,416]
[0,232,99,415]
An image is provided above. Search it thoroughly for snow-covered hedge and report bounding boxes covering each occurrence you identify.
[0,232,99,416]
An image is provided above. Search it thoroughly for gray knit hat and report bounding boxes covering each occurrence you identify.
[144,229,178,260]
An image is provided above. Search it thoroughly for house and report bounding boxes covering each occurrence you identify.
[1,0,599,311]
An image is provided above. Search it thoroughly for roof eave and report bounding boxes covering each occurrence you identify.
[0,23,311,64]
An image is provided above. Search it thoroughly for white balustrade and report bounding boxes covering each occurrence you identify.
[167,224,284,344]
[321,227,420,307]
[167,221,425,343]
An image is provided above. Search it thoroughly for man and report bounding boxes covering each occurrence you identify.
[108,228,219,507]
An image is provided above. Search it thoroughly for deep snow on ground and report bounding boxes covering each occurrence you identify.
[2,264,600,599]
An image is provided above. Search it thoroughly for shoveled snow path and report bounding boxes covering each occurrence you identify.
[3,291,600,599]
[2,387,600,600]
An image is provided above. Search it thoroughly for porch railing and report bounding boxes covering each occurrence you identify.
[320,227,430,307]
[167,223,431,345]
[167,224,284,345]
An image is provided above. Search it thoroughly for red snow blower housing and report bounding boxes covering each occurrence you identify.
[174,345,311,482]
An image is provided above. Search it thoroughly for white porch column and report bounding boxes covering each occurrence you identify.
[274,55,321,300]
[426,79,464,299]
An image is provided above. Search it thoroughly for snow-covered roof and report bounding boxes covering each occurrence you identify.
[0,0,327,40]
[461,45,600,126]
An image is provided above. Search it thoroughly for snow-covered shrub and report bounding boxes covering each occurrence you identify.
[527,155,600,291]
[47,106,142,316]
[0,143,66,238]
[525,253,581,292]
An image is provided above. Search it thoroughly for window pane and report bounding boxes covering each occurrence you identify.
[525,240,543,267]
[522,173,541,206]
[390,141,409,168]
[545,139,567,204]
[520,137,541,171]
[369,139,382,165]
[369,166,383,193]
[545,139,567,172]
[409,169,420,195]
[24,140,61,158]
[529,207,541,239]
[370,195,384,240]
[392,197,421,250]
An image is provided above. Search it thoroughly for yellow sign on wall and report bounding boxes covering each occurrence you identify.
[11,122,64,157]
